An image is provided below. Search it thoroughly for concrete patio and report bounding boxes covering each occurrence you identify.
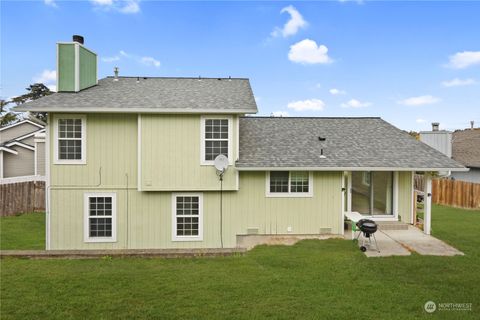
[351,226,464,257]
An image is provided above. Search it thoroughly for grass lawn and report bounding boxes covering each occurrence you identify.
[0,213,45,250]
[1,205,478,319]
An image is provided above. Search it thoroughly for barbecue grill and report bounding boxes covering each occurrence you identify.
[355,219,379,252]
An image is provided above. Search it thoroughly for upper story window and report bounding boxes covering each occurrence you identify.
[200,116,232,165]
[266,171,313,197]
[54,115,86,164]
[84,193,117,243]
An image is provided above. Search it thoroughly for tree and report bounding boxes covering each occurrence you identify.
[11,83,52,123]
[0,99,19,127]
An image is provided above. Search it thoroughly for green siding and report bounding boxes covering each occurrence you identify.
[50,113,138,188]
[49,171,343,250]
[79,46,97,90]
[57,44,75,92]
[141,114,238,191]
[398,171,413,223]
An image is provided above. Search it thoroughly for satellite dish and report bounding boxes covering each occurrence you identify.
[214,154,229,173]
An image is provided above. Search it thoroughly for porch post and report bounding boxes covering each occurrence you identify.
[423,173,432,235]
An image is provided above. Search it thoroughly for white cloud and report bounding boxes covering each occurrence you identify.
[101,50,160,68]
[90,0,140,14]
[271,5,307,38]
[33,69,56,84]
[315,83,322,88]
[288,39,333,64]
[47,85,57,92]
[341,99,371,108]
[416,118,426,123]
[287,99,325,111]
[271,111,289,117]
[329,88,346,95]
[140,56,160,68]
[44,0,57,7]
[441,78,477,87]
[446,51,480,69]
[398,95,440,106]
[102,55,120,62]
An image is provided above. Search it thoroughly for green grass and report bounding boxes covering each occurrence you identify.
[1,205,478,319]
[0,212,45,250]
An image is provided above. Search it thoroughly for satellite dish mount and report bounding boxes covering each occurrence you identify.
[214,154,229,181]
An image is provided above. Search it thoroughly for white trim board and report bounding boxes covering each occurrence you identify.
[5,141,35,151]
[0,120,44,132]
[0,147,18,155]
[14,106,258,114]
[15,128,46,142]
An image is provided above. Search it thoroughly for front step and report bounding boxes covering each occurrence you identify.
[376,221,409,231]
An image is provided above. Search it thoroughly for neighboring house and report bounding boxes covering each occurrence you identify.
[15,36,466,250]
[451,128,480,183]
[0,119,46,179]
[419,122,479,183]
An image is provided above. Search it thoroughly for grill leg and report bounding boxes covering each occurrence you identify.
[372,233,380,252]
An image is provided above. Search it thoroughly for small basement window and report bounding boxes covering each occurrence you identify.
[266,171,313,197]
[84,193,116,243]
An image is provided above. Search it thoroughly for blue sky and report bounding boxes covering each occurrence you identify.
[1,0,479,131]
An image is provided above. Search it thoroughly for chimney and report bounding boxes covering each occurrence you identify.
[72,35,84,45]
[471,121,475,130]
[57,35,97,92]
[432,122,439,131]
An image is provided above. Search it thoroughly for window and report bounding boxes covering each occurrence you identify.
[54,115,86,164]
[172,193,203,241]
[201,117,232,165]
[84,193,116,242]
[266,171,313,197]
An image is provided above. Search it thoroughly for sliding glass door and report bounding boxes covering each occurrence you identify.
[351,171,394,216]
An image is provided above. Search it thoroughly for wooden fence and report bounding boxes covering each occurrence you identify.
[432,179,480,209]
[0,181,45,216]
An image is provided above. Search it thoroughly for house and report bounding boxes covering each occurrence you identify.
[15,36,466,250]
[419,122,479,183]
[451,127,480,183]
[0,119,46,180]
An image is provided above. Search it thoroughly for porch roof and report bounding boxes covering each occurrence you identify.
[236,117,467,171]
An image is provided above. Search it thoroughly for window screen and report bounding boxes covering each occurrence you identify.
[175,196,200,236]
[88,197,113,238]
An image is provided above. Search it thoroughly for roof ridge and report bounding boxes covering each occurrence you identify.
[103,76,249,80]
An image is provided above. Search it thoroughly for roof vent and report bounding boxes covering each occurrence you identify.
[471,120,475,130]
[72,35,84,45]
[432,122,439,131]
[113,67,119,81]
[319,148,326,159]
[318,136,326,141]
[136,77,140,83]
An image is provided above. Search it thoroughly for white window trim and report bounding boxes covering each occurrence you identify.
[84,192,117,243]
[200,115,233,166]
[171,192,204,242]
[53,114,87,165]
[265,171,314,198]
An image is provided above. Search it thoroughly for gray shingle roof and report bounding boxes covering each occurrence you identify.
[14,77,258,114]
[452,129,480,168]
[237,117,466,170]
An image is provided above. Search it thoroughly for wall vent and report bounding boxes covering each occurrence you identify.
[319,227,332,234]
[247,227,259,235]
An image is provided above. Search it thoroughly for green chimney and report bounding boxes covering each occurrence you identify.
[57,35,97,92]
